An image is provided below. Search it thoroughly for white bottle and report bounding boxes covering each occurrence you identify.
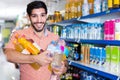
[94,0,102,13]
[82,0,89,16]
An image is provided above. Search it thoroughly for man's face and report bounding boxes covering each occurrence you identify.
[29,8,47,32]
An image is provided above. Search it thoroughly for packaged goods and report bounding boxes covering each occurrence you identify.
[14,34,41,70]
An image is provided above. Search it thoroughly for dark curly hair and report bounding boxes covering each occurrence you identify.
[27,1,47,16]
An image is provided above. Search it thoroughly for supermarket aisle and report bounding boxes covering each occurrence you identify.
[0,48,20,80]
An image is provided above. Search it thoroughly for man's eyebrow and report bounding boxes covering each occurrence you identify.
[31,13,46,15]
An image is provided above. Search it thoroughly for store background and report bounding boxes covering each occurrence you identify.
[0,0,120,80]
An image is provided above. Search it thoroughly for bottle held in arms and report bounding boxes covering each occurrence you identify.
[13,34,41,70]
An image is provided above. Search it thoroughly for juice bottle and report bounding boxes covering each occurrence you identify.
[14,35,41,70]
[108,0,113,9]
[18,38,40,55]
[13,40,24,52]
[18,37,41,70]
[88,0,94,14]
[70,0,77,18]
[113,0,120,8]
[74,0,78,18]
[82,0,89,16]
[77,0,82,17]
[80,44,85,63]
[64,0,70,20]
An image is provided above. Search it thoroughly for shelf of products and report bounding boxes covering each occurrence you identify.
[80,39,120,46]
[68,60,120,80]
[48,18,87,26]
[62,38,120,46]
[78,8,120,20]
[49,8,120,26]
[50,7,120,80]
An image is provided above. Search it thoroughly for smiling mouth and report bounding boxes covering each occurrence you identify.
[34,22,44,24]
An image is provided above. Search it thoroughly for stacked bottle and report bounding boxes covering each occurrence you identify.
[64,0,120,20]
[13,34,41,70]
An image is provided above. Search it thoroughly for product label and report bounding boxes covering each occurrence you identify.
[21,49,30,54]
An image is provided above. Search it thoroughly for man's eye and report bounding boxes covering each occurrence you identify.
[31,15,37,17]
[41,14,46,17]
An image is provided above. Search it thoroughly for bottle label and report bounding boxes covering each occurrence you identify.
[33,42,41,50]
[21,49,30,54]
[114,0,119,5]
[108,0,113,8]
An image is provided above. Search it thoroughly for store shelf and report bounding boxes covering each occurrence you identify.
[78,8,120,19]
[48,8,120,26]
[80,39,120,46]
[48,18,76,26]
[62,38,120,46]
[48,18,87,26]
[61,38,77,43]
[68,60,120,80]
[51,8,120,80]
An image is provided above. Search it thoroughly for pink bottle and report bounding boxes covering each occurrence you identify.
[104,20,109,40]
[109,19,115,40]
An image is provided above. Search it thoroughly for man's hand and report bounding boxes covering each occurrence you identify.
[32,50,53,66]
[52,61,68,76]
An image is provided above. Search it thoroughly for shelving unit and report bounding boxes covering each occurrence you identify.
[68,60,120,80]
[48,8,120,26]
[80,39,120,46]
[62,38,120,46]
[78,8,120,20]
[49,8,120,80]
[48,18,86,26]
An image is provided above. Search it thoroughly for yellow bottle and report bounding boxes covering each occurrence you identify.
[113,0,119,8]
[108,0,113,9]
[13,40,24,52]
[74,0,79,18]
[88,0,94,14]
[15,37,41,70]
[70,0,77,18]
[64,0,70,20]
[77,0,82,17]
[18,38,40,55]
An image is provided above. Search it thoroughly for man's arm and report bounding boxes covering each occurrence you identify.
[4,48,35,63]
[4,48,53,66]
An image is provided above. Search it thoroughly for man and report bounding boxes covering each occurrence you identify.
[4,1,67,80]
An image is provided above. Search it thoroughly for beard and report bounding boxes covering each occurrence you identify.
[31,21,45,32]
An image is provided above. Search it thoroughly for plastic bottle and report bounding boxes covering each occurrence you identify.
[68,0,72,19]
[108,0,113,9]
[74,0,79,18]
[70,0,77,18]
[102,0,108,12]
[64,0,70,20]
[113,0,119,8]
[73,44,79,61]
[82,0,89,16]
[94,0,102,13]
[48,40,68,80]
[15,36,41,70]
[18,38,40,55]
[88,0,94,14]
[77,0,82,17]
[13,40,24,52]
